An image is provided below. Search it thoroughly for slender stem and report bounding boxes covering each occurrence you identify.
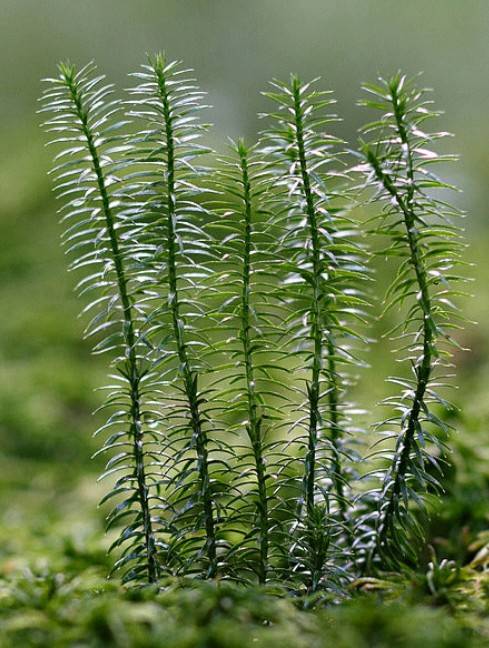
[326,336,346,518]
[65,72,159,583]
[291,78,346,521]
[292,78,322,518]
[366,92,434,563]
[237,143,269,584]
[154,62,217,577]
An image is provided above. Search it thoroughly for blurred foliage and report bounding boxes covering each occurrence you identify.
[2,0,489,644]
[1,578,483,647]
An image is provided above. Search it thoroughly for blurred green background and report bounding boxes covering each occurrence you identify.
[1,0,489,590]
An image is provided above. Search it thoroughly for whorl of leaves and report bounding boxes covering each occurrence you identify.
[260,76,368,591]
[39,62,161,584]
[354,73,468,570]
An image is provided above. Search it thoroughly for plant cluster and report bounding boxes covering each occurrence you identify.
[40,55,467,594]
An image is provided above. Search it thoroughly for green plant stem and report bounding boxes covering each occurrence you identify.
[326,336,345,517]
[291,78,346,522]
[154,61,217,577]
[237,142,269,584]
[365,97,434,565]
[64,70,159,583]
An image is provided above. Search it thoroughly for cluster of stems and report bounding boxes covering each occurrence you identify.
[42,60,464,589]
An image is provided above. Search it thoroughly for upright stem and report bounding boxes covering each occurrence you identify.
[154,63,217,577]
[66,73,158,583]
[366,91,434,563]
[291,79,345,521]
[326,336,346,518]
[237,143,269,584]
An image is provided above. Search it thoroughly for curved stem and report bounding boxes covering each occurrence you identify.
[237,142,269,584]
[65,73,158,583]
[154,62,217,577]
[366,95,434,564]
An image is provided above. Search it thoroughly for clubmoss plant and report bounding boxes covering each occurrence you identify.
[354,73,467,571]
[123,54,223,578]
[208,138,292,584]
[40,62,160,584]
[260,76,368,591]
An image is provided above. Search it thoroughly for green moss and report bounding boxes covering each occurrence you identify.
[2,566,488,647]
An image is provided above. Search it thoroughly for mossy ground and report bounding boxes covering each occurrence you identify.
[2,461,489,647]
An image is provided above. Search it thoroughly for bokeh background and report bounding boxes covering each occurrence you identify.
[1,0,489,573]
